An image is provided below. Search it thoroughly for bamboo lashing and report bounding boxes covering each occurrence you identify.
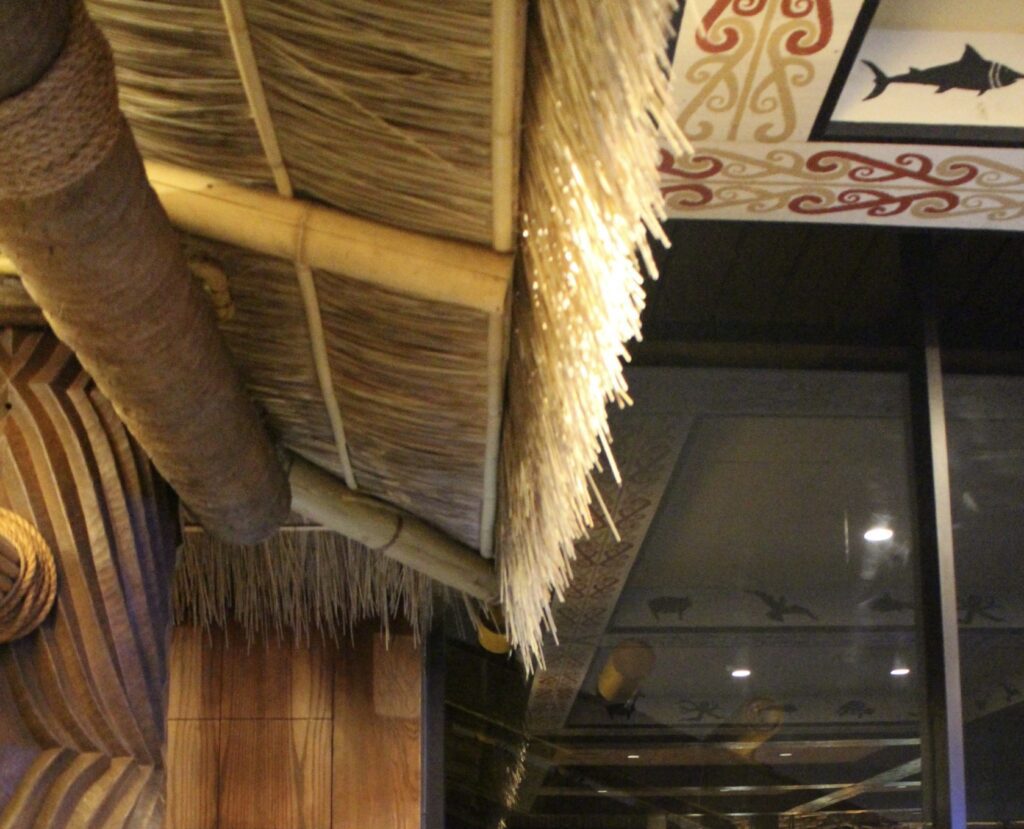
[219,0,357,490]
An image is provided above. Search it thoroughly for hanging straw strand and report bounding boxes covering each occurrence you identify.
[498,0,686,668]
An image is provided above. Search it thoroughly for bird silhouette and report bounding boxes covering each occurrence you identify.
[746,590,818,622]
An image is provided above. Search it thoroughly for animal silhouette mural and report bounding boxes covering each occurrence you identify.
[647,595,692,621]
[863,45,1023,100]
[746,590,818,623]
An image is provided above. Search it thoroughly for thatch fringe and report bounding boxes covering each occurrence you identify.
[498,0,685,667]
[173,527,434,643]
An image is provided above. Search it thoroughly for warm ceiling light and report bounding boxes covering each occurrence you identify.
[864,526,894,542]
[627,753,641,760]
[891,667,910,676]
[596,789,608,794]
[779,752,793,757]
[731,668,752,678]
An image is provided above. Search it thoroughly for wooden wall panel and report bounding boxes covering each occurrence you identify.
[165,625,423,829]
[166,720,219,829]
[333,632,421,829]
[0,329,179,827]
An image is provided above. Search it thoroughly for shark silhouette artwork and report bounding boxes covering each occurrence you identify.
[863,45,1023,100]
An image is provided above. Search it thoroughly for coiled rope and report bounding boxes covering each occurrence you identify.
[0,509,58,644]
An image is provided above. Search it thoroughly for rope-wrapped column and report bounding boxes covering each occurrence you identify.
[0,510,57,645]
[0,2,289,543]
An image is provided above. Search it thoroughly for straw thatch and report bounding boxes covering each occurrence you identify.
[87,0,273,187]
[174,524,435,642]
[87,0,495,244]
[181,234,493,549]
[497,0,685,667]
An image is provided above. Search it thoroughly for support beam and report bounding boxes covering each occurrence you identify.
[903,233,967,827]
[785,759,922,815]
[145,161,513,315]
[288,455,499,603]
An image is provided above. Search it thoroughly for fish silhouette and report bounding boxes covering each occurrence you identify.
[862,45,1023,100]
[746,590,818,623]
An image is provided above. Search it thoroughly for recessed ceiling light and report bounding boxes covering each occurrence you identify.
[891,667,910,676]
[864,526,894,542]
[597,789,608,794]
[627,753,641,760]
[731,668,752,678]
[779,752,793,757]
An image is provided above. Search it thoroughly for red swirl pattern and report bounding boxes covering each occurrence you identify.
[658,150,722,206]
[696,0,770,54]
[696,0,831,55]
[790,189,961,217]
[805,151,979,187]
[781,0,833,55]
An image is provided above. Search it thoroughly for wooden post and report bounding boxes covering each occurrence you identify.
[0,3,290,544]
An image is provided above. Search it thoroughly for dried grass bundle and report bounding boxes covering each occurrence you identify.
[315,267,491,548]
[242,0,494,243]
[174,526,434,642]
[87,0,272,186]
[498,0,685,667]
[181,235,492,548]
[181,236,343,477]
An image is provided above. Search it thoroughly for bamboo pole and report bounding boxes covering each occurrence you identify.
[218,0,357,490]
[219,0,293,197]
[479,291,510,558]
[145,161,513,314]
[288,454,499,604]
[491,0,527,253]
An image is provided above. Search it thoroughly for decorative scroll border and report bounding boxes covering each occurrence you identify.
[660,144,1024,226]
[673,0,848,143]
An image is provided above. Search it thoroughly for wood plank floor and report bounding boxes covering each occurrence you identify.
[167,625,421,829]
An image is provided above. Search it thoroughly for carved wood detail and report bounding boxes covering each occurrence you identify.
[0,328,178,826]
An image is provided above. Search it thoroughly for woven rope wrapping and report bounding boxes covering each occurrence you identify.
[0,2,121,199]
[0,509,58,644]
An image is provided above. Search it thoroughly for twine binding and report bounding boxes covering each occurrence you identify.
[0,2,121,199]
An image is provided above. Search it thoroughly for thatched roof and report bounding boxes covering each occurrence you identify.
[1,0,682,663]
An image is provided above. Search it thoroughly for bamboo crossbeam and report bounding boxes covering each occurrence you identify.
[145,161,513,314]
[288,454,499,604]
